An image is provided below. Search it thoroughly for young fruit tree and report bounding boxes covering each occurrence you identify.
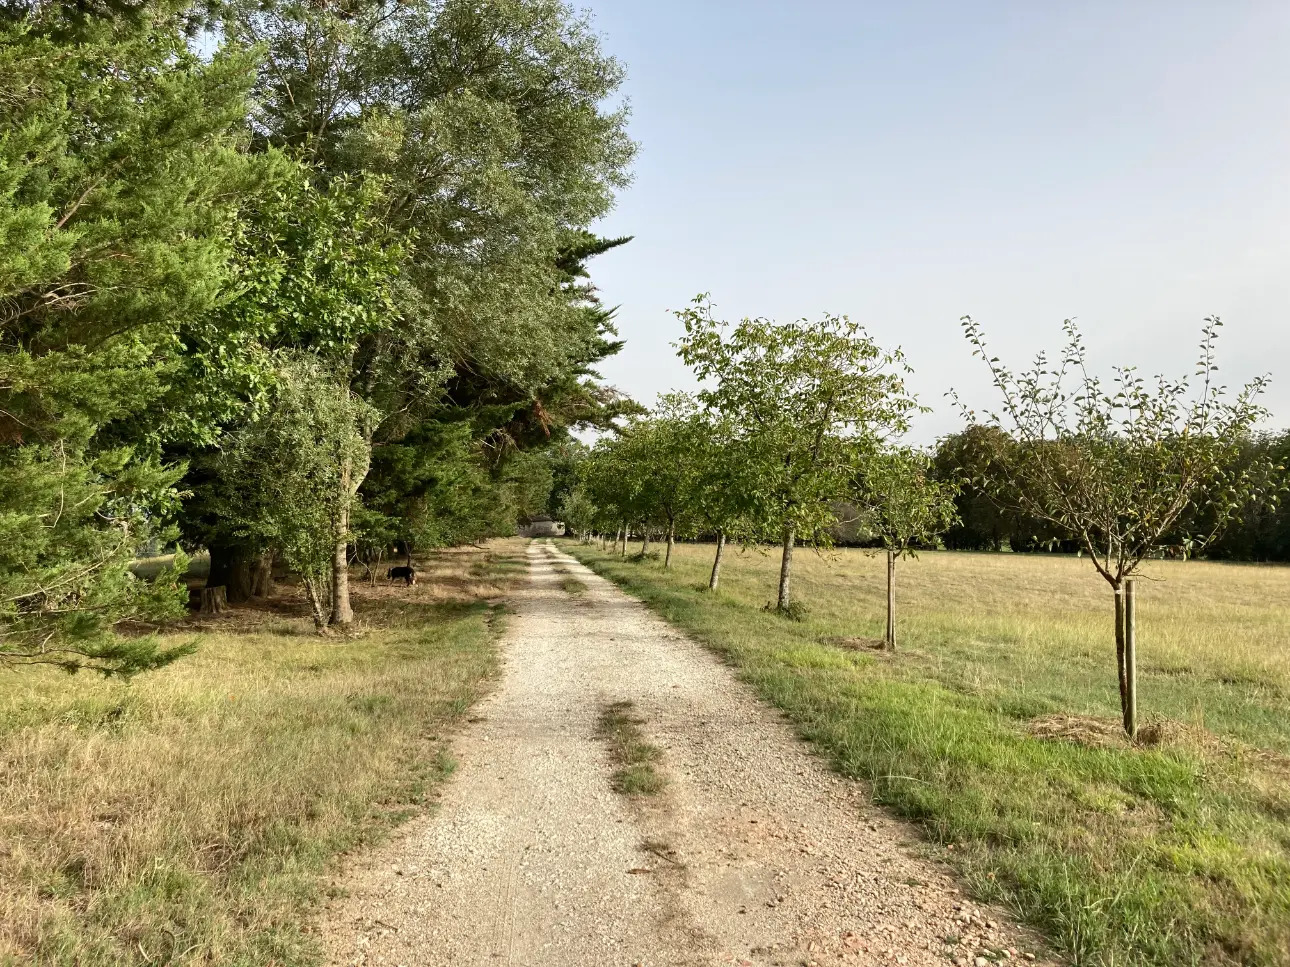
[634,393,709,568]
[958,316,1281,737]
[675,296,919,613]
[688,413,760,591]
[581,436,643,557]
[856,448,959,650]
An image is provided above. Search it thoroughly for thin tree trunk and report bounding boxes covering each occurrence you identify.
[1124,578,1138,738]
[330,460,354,627]
[885,549,896,650]
[303,576,329,632]
[665,521,675,568]
[709,530,726,590]
[620,522,627,556]
[777,523,795,611]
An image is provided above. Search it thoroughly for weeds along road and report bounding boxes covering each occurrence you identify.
[321,542,1052,967]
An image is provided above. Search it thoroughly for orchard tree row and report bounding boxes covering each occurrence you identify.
[562,300,1283,738]
[0,0,635,672]
[569,297,960,648]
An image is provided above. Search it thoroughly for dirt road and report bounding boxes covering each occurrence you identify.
[321,542,1050,966]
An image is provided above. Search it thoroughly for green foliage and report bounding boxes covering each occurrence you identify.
[1195,430,1290,561]
[857,447,960,557]
[160,167,404,446]
[932,425,1019,551]
[216,0,635,395]
[0,4,260,673]
[957,316,1280,585]
[675,295,920,608]
[216,356,376,625]
[557,484,598,538]
[675,296,920,546]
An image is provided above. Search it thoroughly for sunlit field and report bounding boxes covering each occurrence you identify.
[569,540,1290,967]
[0,542,523,967]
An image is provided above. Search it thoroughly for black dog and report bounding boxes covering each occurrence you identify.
[387,565,417,586]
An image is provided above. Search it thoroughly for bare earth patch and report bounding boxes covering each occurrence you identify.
[320,542,1055,966]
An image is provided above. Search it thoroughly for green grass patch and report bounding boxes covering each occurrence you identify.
[569,542,1290,967]
[597,700,665,796]
[559,575,587,595]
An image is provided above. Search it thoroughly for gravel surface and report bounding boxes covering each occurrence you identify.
[320,542,1055,966]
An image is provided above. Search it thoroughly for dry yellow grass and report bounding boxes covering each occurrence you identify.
[0,541,525,967]
[669,543,1290,749]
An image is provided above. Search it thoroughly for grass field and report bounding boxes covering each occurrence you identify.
[567,539,1290,967]
[0,541,524,967]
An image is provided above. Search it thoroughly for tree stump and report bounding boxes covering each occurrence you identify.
[200,585,228,614]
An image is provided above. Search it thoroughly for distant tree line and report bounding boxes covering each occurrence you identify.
[0,0,635,671]
[931,426,1290,562]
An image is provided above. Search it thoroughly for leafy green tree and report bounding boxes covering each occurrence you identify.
[855,448,959,649]
[557,485,598,541]
[216,356,375,629]
[683,412,762,590]
[175,169,404,621]
[675,297,919,612]
[959,316,1281,736]
[932,426,1017,551]
[0,4,260,673]
[582,435,645,555]
[617,394,708,567]
[1192,430,1290,562]
[191,0,636,600]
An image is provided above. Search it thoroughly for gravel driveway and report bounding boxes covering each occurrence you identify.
[320,541,1052,966]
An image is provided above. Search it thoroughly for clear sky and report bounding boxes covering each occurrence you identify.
[580,0,1290,440]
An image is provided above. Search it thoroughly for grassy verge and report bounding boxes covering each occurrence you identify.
[568,541,1290,967]
[0,541,525,967]
[597,700,665,796]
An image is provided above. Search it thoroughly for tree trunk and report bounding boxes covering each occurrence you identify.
[709,530,726,591]
[207,543,253,604]
[302,576,329,632]
[665,521,675,568]
[777,523,795,611]
[641,528,650,556]
[885,549,896,650]
[200,585,227,614]
[1123,579,1138,738]
[250,549,275,598]
[330,461,354,628]
[619,523,627,556]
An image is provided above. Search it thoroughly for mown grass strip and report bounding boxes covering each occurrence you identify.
[569,542,1290,967]
[597,700,665,796]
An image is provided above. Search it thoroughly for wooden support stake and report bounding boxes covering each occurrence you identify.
[1125,578,1138,738]
[886,549,896,650]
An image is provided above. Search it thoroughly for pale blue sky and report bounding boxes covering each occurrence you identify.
[582,0,1290,439]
